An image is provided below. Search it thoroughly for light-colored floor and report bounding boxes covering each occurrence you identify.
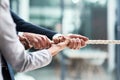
[15,61,116,80]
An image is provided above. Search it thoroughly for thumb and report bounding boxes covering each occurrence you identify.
[57,39,70,49]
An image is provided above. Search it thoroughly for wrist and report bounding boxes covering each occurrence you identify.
[52,33,63,39]
[18,32,24,36]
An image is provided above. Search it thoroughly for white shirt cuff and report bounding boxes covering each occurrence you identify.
[18,32,24,36]
[52,33,62,39]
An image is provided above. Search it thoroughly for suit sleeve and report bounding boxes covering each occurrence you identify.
[10,10,57,40]
[0,4,52,72]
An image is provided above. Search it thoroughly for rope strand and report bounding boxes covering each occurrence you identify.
[86,40,120,44]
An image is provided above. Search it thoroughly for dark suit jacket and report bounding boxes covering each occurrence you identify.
[10,11,57,40]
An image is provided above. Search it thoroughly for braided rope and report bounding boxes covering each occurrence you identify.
[86,40,120,44]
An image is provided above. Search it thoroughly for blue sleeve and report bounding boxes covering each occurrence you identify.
[10,10,57,40]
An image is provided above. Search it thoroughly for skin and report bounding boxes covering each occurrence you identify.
[47,40,69,56]
[53,34,88,50]
[19,32,89,50]
[19,33,69,56]
[22,32,52,49]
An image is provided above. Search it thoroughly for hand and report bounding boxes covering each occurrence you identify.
[53,34,89,50]
[67,34,88,49]
[19,35,32,49]
[48,39,69,56]
[22,32,52,49]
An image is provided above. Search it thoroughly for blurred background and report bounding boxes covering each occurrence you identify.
[10,0,120,80]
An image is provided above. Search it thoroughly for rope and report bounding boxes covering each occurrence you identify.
[51,40,120,44]
[86,40,120,44]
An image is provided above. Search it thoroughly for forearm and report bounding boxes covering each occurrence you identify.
[0,9,52,72]
[10,11,57,40]
[0,33,52,72]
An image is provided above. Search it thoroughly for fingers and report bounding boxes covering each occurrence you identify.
[80,39,86,48]
[52,34,88,50]
[23,32,52,49]
[33,35,51,49]
[40,35,51,49]
[29,37,38,49]
[48,39,69,56]
[67,38,80,50]
[18,35,32,49]
[68,34,89,41]
[21,32,88,50]
[56,39,69,49]
[67,38,87,50]
[23,33,39,49]
[53,36,66,44]
[66,34,88,49]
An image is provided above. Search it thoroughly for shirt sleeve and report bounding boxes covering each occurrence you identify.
[0,2,52,72]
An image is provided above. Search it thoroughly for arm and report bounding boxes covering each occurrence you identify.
[0,7,68,72]
[0,5,53,72]
[10,10,57,40]
[10,11,88,50]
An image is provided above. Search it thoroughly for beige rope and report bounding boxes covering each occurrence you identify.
[51,40,120,44]
[86,40,120,44]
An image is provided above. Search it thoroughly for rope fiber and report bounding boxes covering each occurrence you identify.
[86,40,120,44]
